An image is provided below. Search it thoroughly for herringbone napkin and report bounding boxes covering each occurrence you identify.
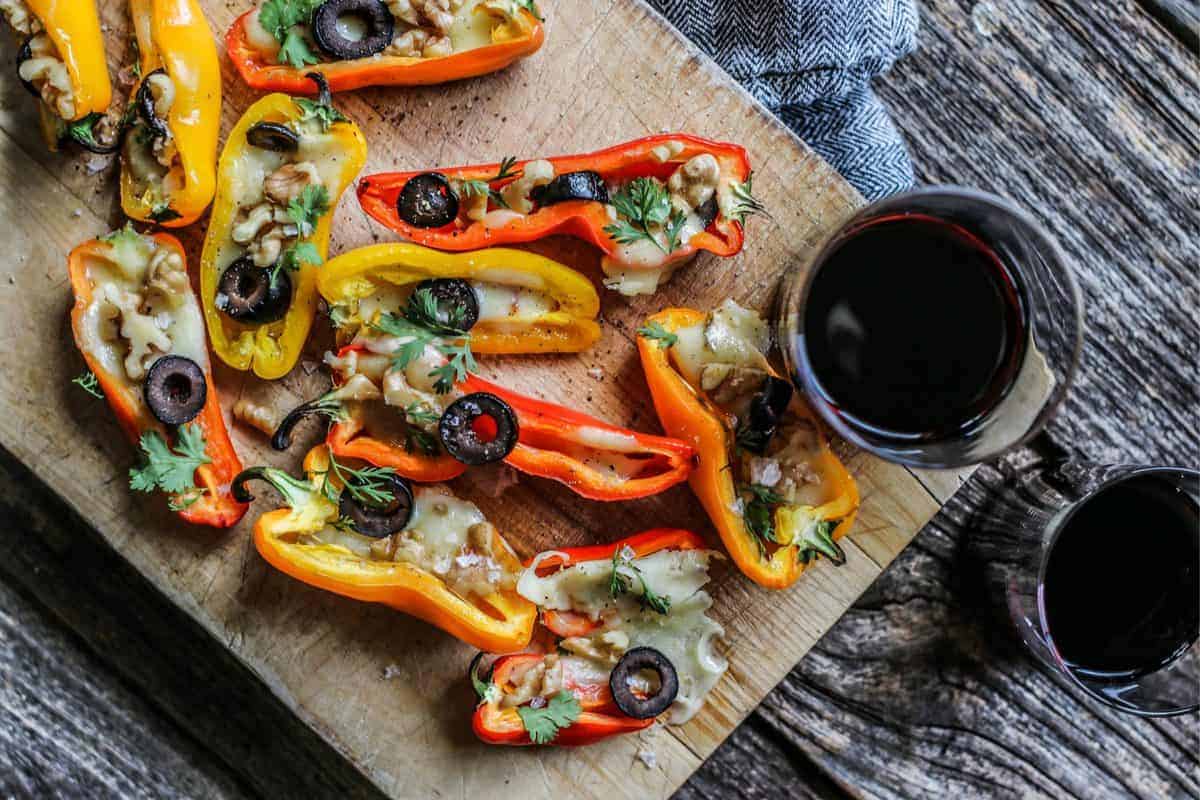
[646,0,919,200]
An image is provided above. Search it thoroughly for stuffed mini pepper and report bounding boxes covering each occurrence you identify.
[318,242,602,355]
[275,339,695,499]
[227,0,543,94]
[471,529,727,745]
[638,301,859,589]
[357,135,765,295]
[69,227,246,527]
[200,74,366,379]
[120,0,222,226]
[233,445,536,652]
[4,0,117,153]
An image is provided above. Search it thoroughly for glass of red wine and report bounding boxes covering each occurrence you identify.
[988,463,1198,716]
[776,186,1083,468]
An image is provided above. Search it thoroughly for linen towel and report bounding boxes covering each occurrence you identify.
[645,0,919,200]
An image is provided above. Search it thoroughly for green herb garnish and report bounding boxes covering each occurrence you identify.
[739,482,784,556]
[469,652,500,704]
[729,173,768,224]
[371,286,476,394]
[604,177,687,255]
[260,0,322,68]
[457,156,522,209]
[316,452,399,508]
[72,370,104,399]
[129,424,210,496]
[797,519,845,566]
[637,321,678,349]
[609,547,671,615]
[516,691,581,745]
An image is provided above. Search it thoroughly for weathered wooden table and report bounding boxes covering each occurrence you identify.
[1,0,1196,797]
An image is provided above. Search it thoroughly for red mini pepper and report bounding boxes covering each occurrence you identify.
[472,528,706,746]
[357,134,753,259]
[225,6,543,94]
[324,344,695,500]
[68,231,246,528]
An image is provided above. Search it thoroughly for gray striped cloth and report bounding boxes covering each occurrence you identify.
[646,0,919,200]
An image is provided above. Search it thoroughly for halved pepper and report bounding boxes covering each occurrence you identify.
[318,243,601,354]
[356,134,757,294]
[472,528,708,746]
[225,3,543,94]
[322,344,696,500]
[200,83,367,379]
[120,0,222,226]
[236,444,536,653]
[637,308,859,589]
[68,231,246,528]
[16,0,114,152]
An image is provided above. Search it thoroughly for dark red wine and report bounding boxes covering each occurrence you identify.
[802,214,1027,438]
[1044,475,1200,679]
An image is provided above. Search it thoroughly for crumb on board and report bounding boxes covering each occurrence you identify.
[636,748,657,769]
[587,367,604,381]
[382,664,403,680]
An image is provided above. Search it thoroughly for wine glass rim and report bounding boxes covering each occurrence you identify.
[792,184,1085,469]
[1035,465,1200,717]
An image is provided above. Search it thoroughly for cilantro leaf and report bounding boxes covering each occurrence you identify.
[277,29,320,68]
[287,184,330,237]
[129,424,211,495]
[72,370,104,399]
[294,97,347,132]
[259,0,322,67]
[637,321,677,349]
[517,691,581,745]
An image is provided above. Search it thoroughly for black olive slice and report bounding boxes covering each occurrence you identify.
[143,355,207,425]
[216,257,293,324]
[136,68,171,139]
[398,172,459,229]
[246,121,300,152]
[609,647,679,720]
[413,278,479,331]
[529,171,609,207]
[438,393,518,466]
[312,0,394,61]
[338,473,414,538]
[16,38,38,97]
[738,375,794,455]
[696,193,719,228]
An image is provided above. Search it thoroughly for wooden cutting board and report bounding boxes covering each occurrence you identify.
[0,1,968,797]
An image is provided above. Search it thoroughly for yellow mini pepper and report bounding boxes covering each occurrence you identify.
[120,0,221,226]
[200,78,366,380]
[234,445,536,653]
[318,243,602,354]
[638,308,860,589]
[22,0,113,151]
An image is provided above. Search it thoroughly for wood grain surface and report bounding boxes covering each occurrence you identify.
[1,0,1195,798]
[0,1,968,798]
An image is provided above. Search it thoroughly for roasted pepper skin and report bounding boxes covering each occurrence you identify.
[249,445,535,653]
[67,234,246,528]
[638,309,859,589]
[357,135,751,258]
[225,7,543,94]
[473,529,703,746]
[120,0,221,226]
[318,243,601,354]
[325,344,695,499]
[200,91,366,380]
[24,0,112,150]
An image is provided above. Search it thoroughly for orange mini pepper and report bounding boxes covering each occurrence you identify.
[120,0,222,226]
[225,4,543,94]
[234,445,536,653]
[68,229,246,528]
[637,308,859,589]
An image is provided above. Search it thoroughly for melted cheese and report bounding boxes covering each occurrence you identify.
[517,548,727,723]
[449,0,496,50]
[305,485,514,598]
[671,299,770,388]
[77,233,209,391]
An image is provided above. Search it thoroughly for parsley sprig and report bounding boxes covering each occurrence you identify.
[456,156,522,209]
[516,691,581,745]
[738,482,784,557]
[73,370,104,399]
[637,321,677,349]
[271,184,329,282]
[605,177,688,254]
[370,287,477,394]
[259,0,322,68]
[609,547,671,615]
[129,424,210,497]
